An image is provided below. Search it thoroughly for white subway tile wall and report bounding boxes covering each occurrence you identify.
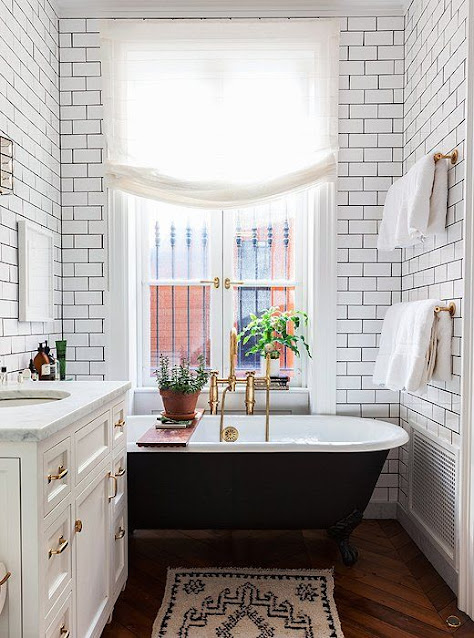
[59,20,106,379]
[399,0,466,510]
[338,16,405,504]
[0,0,62,373]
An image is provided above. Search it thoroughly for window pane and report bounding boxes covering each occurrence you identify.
[231,194,303,281]
[234,286,296,376]
[149,285,210,376]
[145,204,211,281]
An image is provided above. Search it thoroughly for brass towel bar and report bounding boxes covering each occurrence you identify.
[434,150,458,164]
[434,302,456,316]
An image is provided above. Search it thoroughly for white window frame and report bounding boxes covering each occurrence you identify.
[106,183,337,415]
[221,202,308,387]
[135,195,309,389]
[136,204,223,387]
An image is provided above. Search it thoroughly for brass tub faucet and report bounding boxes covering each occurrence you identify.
[209,329,272,442]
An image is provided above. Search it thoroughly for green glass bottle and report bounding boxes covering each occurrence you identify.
[55,340,67,381]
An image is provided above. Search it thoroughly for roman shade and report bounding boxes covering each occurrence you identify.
[100,18,339,208]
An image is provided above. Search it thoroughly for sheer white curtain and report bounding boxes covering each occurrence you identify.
[100,19,339,209]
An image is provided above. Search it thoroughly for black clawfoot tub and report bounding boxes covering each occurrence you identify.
[126,414,408,566]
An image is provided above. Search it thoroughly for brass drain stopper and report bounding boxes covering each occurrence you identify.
[223,426,239,442]
[446,615,461,628]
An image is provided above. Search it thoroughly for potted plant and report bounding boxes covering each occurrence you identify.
[238,306,311,376]
[156,355,209,420]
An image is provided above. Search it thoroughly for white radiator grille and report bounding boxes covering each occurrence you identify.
[411,432,456,557]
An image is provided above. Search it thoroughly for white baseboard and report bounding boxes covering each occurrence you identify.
[364,501,397,519]
[397,503,458,594]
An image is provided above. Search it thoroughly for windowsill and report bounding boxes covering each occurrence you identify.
[132,386,310,415]
[134,386,310,394]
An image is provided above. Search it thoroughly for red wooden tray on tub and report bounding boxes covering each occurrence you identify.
[136,410,204,448]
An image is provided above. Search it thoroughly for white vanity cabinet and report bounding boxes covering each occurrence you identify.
[0,382,130,638]
[0,459,22,637]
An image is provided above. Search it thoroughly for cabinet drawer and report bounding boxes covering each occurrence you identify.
[45,592,73,638]
[43,505,72,617]
[112,505,127,595]
[75,462,112,638]
[75,411,111,486]
[43,438,71,516]
[112,401,126,448]
[112,448,127,513]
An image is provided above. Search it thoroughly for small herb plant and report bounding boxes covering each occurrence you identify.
[238,306,311,359]
[156,355,209,394]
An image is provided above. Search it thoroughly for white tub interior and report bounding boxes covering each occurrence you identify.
[127,414,409,453]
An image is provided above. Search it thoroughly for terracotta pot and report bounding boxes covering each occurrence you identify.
[160,389,200,420]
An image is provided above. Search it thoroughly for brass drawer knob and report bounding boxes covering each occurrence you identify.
[60,624,70,638]
[49,535,68,559]
[48,465,68,483]
[115,526,126,540]
[0,571,11,587]
[75,519,83,533]
[114,418,126,428]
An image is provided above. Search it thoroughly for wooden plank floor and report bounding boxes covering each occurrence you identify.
[101,520,474,637]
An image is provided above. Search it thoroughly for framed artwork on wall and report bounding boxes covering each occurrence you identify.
[18,220,55,322]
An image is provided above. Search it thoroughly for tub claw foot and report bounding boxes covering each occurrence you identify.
[327,509,363,566]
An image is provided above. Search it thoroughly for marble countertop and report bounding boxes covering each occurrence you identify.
[0,380,131,442]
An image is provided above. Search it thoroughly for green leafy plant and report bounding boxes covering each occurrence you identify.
[156,355,209,394]
[238,306,311,359]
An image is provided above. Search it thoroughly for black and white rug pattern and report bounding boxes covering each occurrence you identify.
[152,567,344,637]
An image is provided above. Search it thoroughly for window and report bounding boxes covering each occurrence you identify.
[137,192,308,387]
[103,18,339,410]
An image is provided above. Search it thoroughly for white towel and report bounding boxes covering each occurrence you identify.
[373,300,452,392]
[377,154,448,251]
[432,309,453,382]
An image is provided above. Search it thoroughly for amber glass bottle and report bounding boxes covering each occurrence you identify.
[34,343,51,380]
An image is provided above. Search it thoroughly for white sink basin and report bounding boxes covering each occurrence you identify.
[0,389,71,407]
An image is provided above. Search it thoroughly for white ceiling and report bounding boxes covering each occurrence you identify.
[57,0,409,19]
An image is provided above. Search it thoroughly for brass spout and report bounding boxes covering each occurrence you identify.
[212,330,273,442]
[264,354,271,442]
[229,327,238,390]
[219,384,231,442]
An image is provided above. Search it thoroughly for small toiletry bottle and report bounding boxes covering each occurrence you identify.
[29,358,38,381]
[22,368,32,382]
[34,343,50,381]
[54,359,60,381]
[0,366,7,385]
[17,371,24,384]
[44,342,56,381]
[56,340,67,381]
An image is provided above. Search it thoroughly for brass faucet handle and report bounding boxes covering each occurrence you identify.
[245,370,256,415]
[245,370,256,377]
[208,371,219,415]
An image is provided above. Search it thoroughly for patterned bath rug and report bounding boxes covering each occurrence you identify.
[152,567,344,637]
